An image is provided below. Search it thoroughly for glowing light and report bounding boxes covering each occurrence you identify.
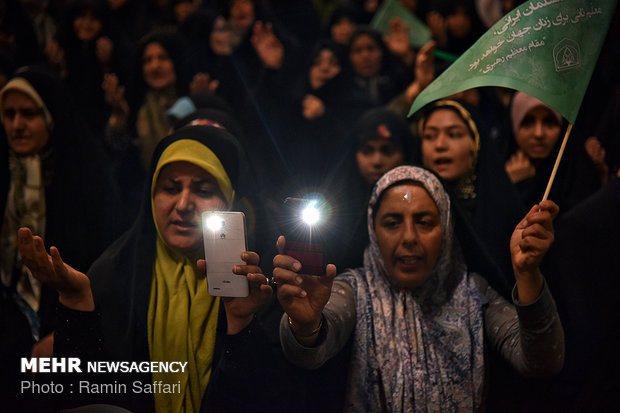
[206,215,224,231]
[301,201,320,225]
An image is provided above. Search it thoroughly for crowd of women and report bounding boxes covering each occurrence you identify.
[1,0,619,412]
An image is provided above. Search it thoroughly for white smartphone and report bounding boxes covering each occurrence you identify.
[202,211,249,297]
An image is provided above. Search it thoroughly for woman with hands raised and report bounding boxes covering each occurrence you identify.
[17,125,280,413]
[275,166,564,412]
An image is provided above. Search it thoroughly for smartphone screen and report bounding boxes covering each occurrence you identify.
[282,197,326,275]
[202,211,249,297]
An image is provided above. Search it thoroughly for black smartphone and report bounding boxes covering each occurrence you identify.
[281,197,327,275]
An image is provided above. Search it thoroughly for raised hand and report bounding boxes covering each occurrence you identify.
[189,72,220,95]
[510,200,559,304]
[198,251,271,335]
[44,40,67,78]
[505,150,535,183]
[405,40,436,104]
[301,94,325,120]
[251,21,284,70]
[584,136,609,185]
[95,36,114,66]
[384,17,413,65]
[102,73,129,128]
[17,227,94,311]
[273,236,337,339]
[426,11,448,48]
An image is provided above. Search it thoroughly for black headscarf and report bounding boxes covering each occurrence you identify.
[127,29,188,118]
[86,125,249,410]
[347,26,412,105]
[415,99,525,298]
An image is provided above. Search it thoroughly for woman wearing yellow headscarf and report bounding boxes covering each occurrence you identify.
[17,125,276,412]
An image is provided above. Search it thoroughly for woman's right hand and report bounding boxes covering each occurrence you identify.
[17,228,94,311]
[273,236,336,337]
[102,73,129,128]
[505,150,535,183]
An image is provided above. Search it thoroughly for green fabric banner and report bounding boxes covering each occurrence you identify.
[370,0,432,48]
[408,0,618,123]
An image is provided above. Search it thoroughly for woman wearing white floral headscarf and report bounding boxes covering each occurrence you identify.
[275,165,564,412]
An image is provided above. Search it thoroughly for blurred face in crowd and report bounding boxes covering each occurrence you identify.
[153,161,227,256]
[399,0,418,12]
[74,9,103,42]
[350,33,383,78]
[230,0,255,31]
[142,42,177,91]
[174,0,197,23]
[357,139,405,185]
[421,108,475,181]
[446,5,472,39]
[309,49,341,90]
[107,0,127,11]
[515,106,561,160]
[331,17,356,45]
[375,183,442,288]
[447,88,480,108]
[2,90,50,157]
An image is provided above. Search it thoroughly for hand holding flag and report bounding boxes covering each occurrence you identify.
[408,0,618,200]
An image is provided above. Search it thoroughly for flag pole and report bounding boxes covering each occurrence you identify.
[542,123,573,201]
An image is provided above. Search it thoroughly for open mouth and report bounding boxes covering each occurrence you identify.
[396,255,424,271]
[433,158,453,169]
[172,220,197,230]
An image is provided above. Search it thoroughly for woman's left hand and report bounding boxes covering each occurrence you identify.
[198,251,272,335]
[510,200,559,304]
[251,21,284,70]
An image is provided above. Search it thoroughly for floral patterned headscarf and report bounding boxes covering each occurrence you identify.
[339,166,487,412]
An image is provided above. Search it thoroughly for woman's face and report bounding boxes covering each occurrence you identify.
[331,17,356,45]
[230,0,255,31]
[349,34,383,78]
[515,106,561,160]
[309,49,341,90]
[174,1,197,23]
[74,9,102,42]
[421,108,475,181]
[375,183,442,288]
[142,42,177,91]
[446,5,472,39]
[153,161,227,255]
[2,90,50,157]
[356,139,405,185]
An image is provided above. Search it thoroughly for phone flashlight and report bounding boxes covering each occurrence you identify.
[282,197,327,275]
[205,215,225,232]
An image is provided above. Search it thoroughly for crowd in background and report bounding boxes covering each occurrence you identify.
[1,0,619,412]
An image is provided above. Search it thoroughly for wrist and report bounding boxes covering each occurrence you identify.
[226,314,254,335]
[405,82,422,105]
[109,112,128,129]
[59,290,95,312]
[513,267,544,305]
[288,315,322,337]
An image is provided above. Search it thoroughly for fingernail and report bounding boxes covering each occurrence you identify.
[233,265,239,272]
[293,262,301,271]
[295,276,303,285]
[300,290,307,297]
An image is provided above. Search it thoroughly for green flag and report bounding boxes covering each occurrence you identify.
[370,0,432,49]
[408,0,618,122]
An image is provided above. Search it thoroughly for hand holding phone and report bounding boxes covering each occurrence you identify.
[281,197,327,275]
[202,211,249,297]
